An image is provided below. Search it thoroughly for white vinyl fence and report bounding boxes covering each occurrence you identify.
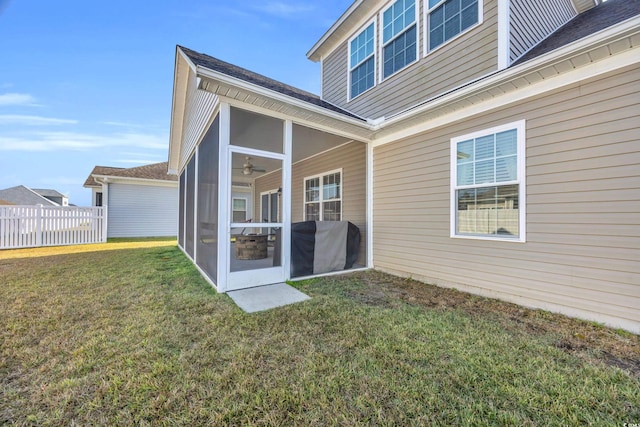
[0,205,106,250]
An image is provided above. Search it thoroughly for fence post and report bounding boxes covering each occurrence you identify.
[102,206,108,243]
[36,204,42,247]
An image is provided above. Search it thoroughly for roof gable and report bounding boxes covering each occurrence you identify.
[85,162,177,186]
[0,185,59,206]
[179,46,364,121]
[514,0,640,65]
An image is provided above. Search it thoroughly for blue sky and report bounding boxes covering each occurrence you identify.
[0,0,353,206]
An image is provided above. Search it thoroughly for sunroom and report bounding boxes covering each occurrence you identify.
[168,46,374,292]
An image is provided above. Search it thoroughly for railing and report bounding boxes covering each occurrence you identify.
[0,205,106,250]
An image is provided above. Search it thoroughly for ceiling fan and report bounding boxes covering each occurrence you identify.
[234,156,266,175]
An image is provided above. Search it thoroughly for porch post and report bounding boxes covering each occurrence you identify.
[367,142,374,269]
[283,120,293,280]
[217,102,231,292]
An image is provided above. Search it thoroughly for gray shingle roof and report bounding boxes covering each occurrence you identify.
[84,162,176,187]
[179,46,365,121]
[31,188,66,198]
[514,0,640,65]
[0,185,59,206]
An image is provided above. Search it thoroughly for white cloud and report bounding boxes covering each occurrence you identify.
[251,1,314,18]
[0,131,167,152]
[0,93,39,107]
[0,115,77,126]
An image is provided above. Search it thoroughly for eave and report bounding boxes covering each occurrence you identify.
[195,66,374,142]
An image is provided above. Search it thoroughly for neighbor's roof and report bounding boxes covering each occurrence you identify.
[84,162,177,186]
[0,199,15,205]
[84,166,125,187]
[31,188,67,198]
[179,46,364,121]
[0,185,59,206]
[514,0,640,65]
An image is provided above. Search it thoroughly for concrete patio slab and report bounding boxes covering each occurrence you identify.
[227,282,310,313]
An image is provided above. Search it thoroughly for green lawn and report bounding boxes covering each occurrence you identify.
[1,241,638,425]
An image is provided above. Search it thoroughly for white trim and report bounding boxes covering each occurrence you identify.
[379,0,419,82]
[259,189,281,224]
[307,0,366,61]
[348,18,378,101]
[366,142,374,269]
[449,120,526,242]
[283,120,293,282]
[423,0,483,56]
[91,175,178,187]
[218,103,231,292]
[303,168,344,221]
[231,197,248,222]
[193,146,199,262]
[373,42,640,146]
[196,67,369,126]
[497,0,510,69]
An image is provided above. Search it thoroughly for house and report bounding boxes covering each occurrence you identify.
[31,189,69,206]
[84,162,179,238]
[167,0,640,333]
[0,185,68,206]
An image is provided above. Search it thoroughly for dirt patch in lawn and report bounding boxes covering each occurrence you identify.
[335,270,640,379]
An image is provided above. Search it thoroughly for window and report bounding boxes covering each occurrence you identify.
[427,0,480,51]
[382,0,417,79]
[304,170,342,221]
[95,192,103,207]
[349,22,376,99]
[451,121,525,241]
[232,198,247,223]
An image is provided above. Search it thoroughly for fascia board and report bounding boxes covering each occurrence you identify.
[195,65,372,130]
[307,0,365,62]
[375,15,640,138]
[92,175,178,187]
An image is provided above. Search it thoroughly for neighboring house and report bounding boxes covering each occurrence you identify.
[0,185,67,206]
[31,188,69,206]
[0,199,15,205]
[168,0,640,333]
[84,162,179,238]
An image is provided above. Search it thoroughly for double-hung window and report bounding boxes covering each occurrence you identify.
[349,22,376,99]
[304,170,342,221]
[232,198,247,222]
[427,0,480,51]
[451,121,525,241]
[382,0,417,79]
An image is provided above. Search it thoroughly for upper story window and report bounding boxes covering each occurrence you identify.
[349,22,376,99]
[427,0,480,51]
[382,0,417,79]
[451,121,526,241]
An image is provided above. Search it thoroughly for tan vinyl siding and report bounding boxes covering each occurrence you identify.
[180,71,218,172]
[255,141,368,266]
[322,0,499,119]
[509,0,576,63]
[373,64,640,332]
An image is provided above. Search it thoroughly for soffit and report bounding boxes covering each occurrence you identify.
[197,73,374,142]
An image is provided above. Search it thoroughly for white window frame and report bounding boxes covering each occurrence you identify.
[260,189,280,223]
[380,0,419,82]
[303,168,343,222]
[424,0,483,56]
[348,19,377,101]
[450,120,526,242]
[231,197,248,223]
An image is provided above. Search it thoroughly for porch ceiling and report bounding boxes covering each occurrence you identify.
[197,73,374,143]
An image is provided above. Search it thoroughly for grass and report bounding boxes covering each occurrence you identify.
[1,240,638,425]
